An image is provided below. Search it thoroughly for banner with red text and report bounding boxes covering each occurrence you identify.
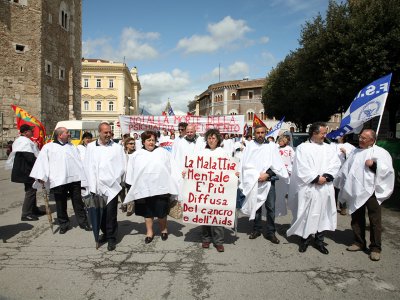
[181,152,238,228]
[119,115,245,135]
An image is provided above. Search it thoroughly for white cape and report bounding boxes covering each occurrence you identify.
[275,145,295,217]
[286,142,341,239]
[30,142,84,189]
[124,147,179,202]
[172,136,206,172]
[5,136,39,170]
[82,141,126,204]
[239,141,289,220]
[334,145,394,214]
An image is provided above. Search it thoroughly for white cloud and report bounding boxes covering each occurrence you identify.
[201,61,249,82]
[82,27,160,62]
[261,51,276,65]
[259,36,270,44]
[227,61,249,78]
[176,16,251,54]
[139,69,202,115]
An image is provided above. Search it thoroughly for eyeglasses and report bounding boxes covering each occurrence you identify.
[128,142,135,145]
[178,128,184,131]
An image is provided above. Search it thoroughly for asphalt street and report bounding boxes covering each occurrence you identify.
[0,159,399,300]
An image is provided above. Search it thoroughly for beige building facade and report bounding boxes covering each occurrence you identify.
[81,59,141,137]
[0,0,82,139]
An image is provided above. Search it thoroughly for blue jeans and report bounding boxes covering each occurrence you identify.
[253,183,276,236]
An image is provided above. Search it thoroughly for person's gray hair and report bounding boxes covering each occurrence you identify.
[98,122,110,132]
[54,127,66,138]
[360,128,376,141]
[308,122,327,138]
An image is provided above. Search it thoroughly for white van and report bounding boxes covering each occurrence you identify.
[53,120,99,146]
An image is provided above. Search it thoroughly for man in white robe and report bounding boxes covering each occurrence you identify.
[30,127,90,234]
[240,125,289,244]
[6,124,44,221]
[221,133,235,157]
[82,122,126,251]
[172,124,206,172]
[334,129,394,261]
[287,122,341,254]
[171,122,188,160]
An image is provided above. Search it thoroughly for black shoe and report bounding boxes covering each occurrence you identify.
[107,240,116,251]
[161,232,168,241]
[79,223,92,231]
[266,234,280,244]
[316,244,329,255]
[21,214,39,221]
[249,231,261,239]
[59,226,69,234]
[98,235,107,244]
[299,243,309,253]
[32,208,46,216]
[145,236,154,244]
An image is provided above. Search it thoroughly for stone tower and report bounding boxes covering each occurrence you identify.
[0,0,82,139]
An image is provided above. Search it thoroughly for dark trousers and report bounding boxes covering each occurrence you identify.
[351,194,381,252]
[51,181,88,228]
[202,225,224,245]
[101,196,118,242]
[334,187,346,210]
[253,183,276,236]
[22,183,37,217]
[301,232,325,246]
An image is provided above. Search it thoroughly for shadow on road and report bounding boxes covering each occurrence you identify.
[0,223,34,242]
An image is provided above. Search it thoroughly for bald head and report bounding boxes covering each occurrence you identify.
[186,124,196,140]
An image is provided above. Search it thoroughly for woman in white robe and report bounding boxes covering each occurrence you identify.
[76,131,93,162]
[124,131,179,244]
[275,135,295,217]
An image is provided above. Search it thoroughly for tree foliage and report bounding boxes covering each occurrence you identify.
[262,0,400,133]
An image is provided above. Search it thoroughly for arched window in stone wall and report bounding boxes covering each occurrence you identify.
[231,93,236,100]
[108,101,114,111]
[96,101,101,111]
[247,111,254,121]
[260,111,265,120]
[59,1,69,30]
[84,101,89,111]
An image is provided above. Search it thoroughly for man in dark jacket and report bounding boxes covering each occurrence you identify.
[9,124,45,221]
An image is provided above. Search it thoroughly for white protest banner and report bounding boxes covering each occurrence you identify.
[181,151,238,228]
[119,115,245,135]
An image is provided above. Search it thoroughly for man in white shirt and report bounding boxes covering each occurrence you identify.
[334,129,394,261]
[287,122,341,254]
[6,124,44,221]
[82,122,126,251]
[30,127,90,234]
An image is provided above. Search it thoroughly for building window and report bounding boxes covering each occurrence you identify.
[15,44,25,53]
[45,60,52,76]
[260,112,265,120]
[96,101,102,111]
[83,78,89,88]
[248,91,253,99]
[108,101,114,111]
[84,101,89,111]
[59,67,65,80]
[110,123,115,134]
[231,93,236,100]
[247,111,254,121]
[61,10,68,30]
[109,79,114,88]
[96,79,101,88]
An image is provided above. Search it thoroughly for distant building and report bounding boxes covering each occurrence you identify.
[0,0,82,139]
[196,78,267,123]
[81,59,141,137]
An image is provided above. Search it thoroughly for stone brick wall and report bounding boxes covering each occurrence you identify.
[0,0,82,139]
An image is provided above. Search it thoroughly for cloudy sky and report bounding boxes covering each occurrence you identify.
[82,0,331,115]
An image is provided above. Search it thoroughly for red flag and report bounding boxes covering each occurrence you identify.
[11,105,46,149]
[162,111,167,116]
[253,114,267,128]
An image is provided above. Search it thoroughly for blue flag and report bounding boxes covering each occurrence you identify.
[266,116,285,140]
[327,74,392,139]
[168,105,175,116]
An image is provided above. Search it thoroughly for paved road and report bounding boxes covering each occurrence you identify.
[0,160,399,299]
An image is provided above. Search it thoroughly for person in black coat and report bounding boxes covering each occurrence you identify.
[9,125,45,221]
